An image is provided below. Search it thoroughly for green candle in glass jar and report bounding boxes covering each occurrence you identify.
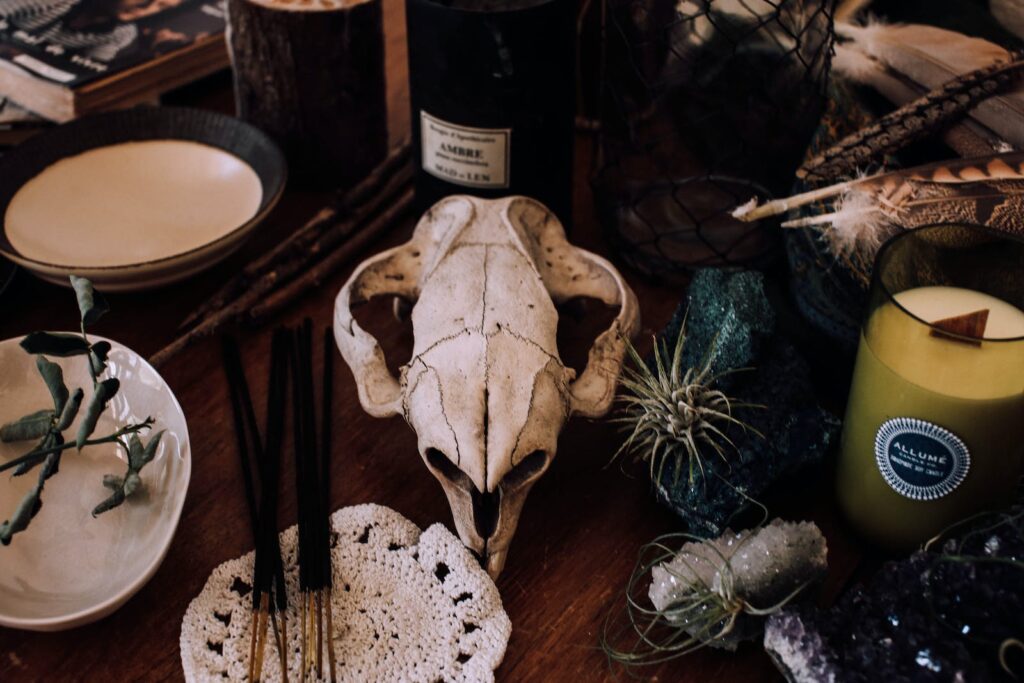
[837,225,1024,551]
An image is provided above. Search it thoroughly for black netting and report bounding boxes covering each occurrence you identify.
[593,0,835,277]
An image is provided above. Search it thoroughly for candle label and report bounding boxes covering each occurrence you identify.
[420,112,511,189]
[875,418,971,501]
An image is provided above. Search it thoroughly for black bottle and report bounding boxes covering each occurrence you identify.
[405,0,576,225]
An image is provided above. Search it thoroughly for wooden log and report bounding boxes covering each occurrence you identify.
[227,0,388,188]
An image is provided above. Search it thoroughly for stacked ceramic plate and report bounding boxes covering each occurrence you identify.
[0,107,286,291]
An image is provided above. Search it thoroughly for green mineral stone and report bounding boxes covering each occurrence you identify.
[653,269,839,536]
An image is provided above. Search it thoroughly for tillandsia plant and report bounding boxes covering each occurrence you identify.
[611,321,758,487]
[601,520,827,667]
[0,276,161,544]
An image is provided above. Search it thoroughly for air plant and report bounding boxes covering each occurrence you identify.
[611,322,757,487]
[0,276,160,544]
[601,520,827,667]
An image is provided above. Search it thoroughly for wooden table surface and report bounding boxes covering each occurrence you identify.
[0,4,869,681]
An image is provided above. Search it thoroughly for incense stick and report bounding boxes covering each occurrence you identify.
[287,321,337,682]
[321,326,337,682]
[222,335,289,683]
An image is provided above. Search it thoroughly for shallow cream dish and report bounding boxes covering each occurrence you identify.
[0,107,286,292]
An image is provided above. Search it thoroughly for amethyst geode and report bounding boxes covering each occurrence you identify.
[764,511,1024,682]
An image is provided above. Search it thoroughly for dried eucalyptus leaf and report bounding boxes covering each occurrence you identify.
[0,452,57,544]
[12,456,44,477]
[0,409,54,442]
[89,341,112,377]
[40,436,63,481]
[76,378,119,449]
[102,474,124,491]
[123,472,142,497]
[0,489,40,544]
[130,431,164,470]
[70,275,109,326]
[56,388,84,431]
[91,488,126,516]
[12,434,51,477]
[20,332,90,357]
[126,433,144,470]
[35,356,69,415]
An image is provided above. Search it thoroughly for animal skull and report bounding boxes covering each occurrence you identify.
[334,196,639,577]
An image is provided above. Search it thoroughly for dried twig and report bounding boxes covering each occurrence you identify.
[182,143,409,329]
[249,188,415,323]
[149,164,414,368]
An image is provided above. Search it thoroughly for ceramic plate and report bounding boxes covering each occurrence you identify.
[0,334,190,631]
[0,107,286,291]
[0,258,14,298]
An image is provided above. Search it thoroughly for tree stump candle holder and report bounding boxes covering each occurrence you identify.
[227,0,388,189]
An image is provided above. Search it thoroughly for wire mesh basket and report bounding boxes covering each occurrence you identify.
[593,0,835,277]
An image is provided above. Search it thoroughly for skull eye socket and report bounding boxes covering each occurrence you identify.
[504,450,550,489]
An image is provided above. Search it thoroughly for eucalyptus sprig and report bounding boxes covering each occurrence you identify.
[0,276,160,545]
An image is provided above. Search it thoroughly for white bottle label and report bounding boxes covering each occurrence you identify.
[420,111,510,189]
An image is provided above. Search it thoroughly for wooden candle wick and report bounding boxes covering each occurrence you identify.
[929,309,990,346]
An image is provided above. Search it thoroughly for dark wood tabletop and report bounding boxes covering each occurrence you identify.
[0,4,868,681]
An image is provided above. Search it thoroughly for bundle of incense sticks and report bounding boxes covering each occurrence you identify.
[222,332,290,682]
[288,321,337,682]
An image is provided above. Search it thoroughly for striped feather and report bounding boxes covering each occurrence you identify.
[734,153,1024,257]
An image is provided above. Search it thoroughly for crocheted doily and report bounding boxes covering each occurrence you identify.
[180,504,511,682]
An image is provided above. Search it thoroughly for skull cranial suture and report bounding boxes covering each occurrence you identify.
[334,195,640,577]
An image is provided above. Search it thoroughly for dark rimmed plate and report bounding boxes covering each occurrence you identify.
[0,107,286,291]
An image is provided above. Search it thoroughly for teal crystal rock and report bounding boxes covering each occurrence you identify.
[653,269,839,536]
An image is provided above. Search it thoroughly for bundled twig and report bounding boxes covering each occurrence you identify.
[182,143,411,330]
[249,188,414,323]
[150,144,414,369]
[288,320,336,682]
[222,334,289,683]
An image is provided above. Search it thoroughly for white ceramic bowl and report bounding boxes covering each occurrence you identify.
[0,334,190,630]
[0,107,286,292]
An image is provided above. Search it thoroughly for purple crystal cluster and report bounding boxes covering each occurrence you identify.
[765,511,1024,682]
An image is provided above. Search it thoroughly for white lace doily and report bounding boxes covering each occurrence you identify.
[180,504,511,682]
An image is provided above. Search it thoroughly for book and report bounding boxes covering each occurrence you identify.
[0,95,49,147]
[0,0,228,122]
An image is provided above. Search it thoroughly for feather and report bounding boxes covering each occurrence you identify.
[790,184,892,256]
[734,154,1024,257]
[834,43,1006,158]
[800,58,1024,181]
[838,21,1011,85]
[991,0,1024,42]
[834,0,871,24]
[835,21,1024,150]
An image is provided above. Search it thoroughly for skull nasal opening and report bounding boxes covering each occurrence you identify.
[425,448,471,487]
[471,487,501,540]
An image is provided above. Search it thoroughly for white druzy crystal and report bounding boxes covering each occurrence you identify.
[648,519,828,649]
